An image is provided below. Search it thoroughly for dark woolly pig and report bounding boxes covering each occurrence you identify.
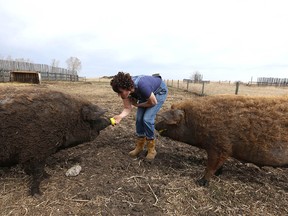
[0,86,110,196]
[155,95,288,186]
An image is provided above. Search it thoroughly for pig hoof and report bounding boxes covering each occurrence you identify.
[30,188,42,197]
[215,166,223,176]
[196,178,209,187]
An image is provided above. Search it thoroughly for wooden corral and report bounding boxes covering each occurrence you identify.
[0,60,82,82]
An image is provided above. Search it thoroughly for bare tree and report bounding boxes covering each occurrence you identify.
[5,56,13,61]
[15,58,33,63]
[190,71,203,83]
[66,57,81,75]
[51,59,60,67]
[51,59,60,73]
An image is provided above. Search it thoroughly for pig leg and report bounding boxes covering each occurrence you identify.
[197,150,228,186]
[24,160,47,196]
[24,162,50,179]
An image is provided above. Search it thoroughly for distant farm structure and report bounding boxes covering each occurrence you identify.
[0,60,84,83]
[257,77,288,86]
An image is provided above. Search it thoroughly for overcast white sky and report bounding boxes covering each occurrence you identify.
[0,0,287,82]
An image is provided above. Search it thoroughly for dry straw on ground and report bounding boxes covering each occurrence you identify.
[0,79,287,215]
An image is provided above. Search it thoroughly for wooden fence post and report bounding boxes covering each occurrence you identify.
[235,82,240,95]
[201,82,205,96]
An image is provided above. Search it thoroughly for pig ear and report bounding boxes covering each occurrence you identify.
[158,109,184,125]
[82,105,107,121]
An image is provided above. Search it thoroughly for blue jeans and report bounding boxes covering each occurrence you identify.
[136,80,168,139]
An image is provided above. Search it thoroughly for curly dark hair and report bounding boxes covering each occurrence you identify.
[110,72,134,93]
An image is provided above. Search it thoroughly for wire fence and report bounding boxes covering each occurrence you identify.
[165,80,288,96]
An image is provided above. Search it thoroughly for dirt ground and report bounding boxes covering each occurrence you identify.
[0,80,287,216]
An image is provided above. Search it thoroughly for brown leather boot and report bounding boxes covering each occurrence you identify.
[146,139,157,161]
[128,137,146,157]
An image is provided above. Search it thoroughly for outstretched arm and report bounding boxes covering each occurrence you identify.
[113,98,133,124]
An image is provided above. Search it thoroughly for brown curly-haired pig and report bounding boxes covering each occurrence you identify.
[0,86,110,196]
[156,95,288,186]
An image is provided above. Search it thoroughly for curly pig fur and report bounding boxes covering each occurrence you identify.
[156,95,288,186]
[0,86,110,196]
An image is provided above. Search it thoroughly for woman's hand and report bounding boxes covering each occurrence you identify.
[112,115,123,124]
[129,97,138,107]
